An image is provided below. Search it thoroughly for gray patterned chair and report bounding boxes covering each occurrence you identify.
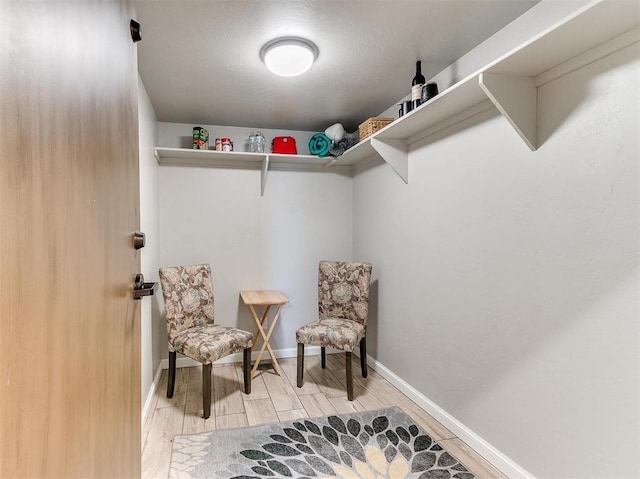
[296,261,373,401]
[158,264,253,419]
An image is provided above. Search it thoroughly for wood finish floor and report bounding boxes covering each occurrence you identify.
[142,354,506,478]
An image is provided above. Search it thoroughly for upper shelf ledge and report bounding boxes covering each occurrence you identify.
[334,0,639,182]
[154,147,351,196]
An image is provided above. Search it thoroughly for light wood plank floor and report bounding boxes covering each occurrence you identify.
[142,354,506,478]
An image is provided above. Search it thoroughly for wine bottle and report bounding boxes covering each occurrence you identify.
[411,60,426,108]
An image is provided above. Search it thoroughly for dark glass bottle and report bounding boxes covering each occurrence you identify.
[411,61,426,109]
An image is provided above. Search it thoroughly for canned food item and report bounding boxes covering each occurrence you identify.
[214,138,222,151]
[192,126,209,149]
[193,139,207,150]
[221,138,232,152]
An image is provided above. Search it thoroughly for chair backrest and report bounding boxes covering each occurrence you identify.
[318,261,372,325]
[158,264,215,344]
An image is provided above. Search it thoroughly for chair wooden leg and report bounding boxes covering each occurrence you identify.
[359,337,368,378]
[243,347,252,394]
[321,346,326,368]
[297,343,304,387]
[167,351,176,398]
[202,363,212,419]
[346,352,353,401]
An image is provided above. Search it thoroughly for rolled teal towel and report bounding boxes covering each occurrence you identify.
[309,133,332,157]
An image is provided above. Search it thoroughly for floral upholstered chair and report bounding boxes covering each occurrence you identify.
[296,261,373,400]
[158,264,253,419]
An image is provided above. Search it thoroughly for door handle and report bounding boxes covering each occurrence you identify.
[133,273,157,300]
[133,231,146,249]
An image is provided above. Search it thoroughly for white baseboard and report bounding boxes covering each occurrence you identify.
[362,353,534,478]
[141,363,163,427]
[144,346,531,477]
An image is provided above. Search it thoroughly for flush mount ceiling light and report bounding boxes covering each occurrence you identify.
[261,37,318,77]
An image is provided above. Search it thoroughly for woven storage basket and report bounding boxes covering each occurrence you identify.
[358,117,394,141]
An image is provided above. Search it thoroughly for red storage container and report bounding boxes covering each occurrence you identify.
[272,136,297,154]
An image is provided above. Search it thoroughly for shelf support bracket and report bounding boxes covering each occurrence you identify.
[370,137,409,183]
[479,72,537,151]
[261,155,270,197]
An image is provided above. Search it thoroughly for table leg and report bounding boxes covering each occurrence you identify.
[248,303,285,378]
[248,305,270,377]
[251,304,272,350]
[262,305,285,377]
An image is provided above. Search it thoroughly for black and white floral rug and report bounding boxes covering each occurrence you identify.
[169,406,476,479]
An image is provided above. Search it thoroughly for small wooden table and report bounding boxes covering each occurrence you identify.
[240,290,289,378]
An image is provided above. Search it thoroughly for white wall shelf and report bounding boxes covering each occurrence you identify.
[155,1,639,188]
[334,0,639,183]
[154,147,351,196]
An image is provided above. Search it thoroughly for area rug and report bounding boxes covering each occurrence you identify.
[169,406,476,479]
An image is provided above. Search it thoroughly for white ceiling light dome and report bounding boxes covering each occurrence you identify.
[261,37,318,77]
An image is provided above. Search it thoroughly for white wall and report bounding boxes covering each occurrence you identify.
[138,77,162,410]
[157,122,353,355]
[354,40,639,478]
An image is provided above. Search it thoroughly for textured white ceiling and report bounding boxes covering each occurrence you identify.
[136,0,540,132]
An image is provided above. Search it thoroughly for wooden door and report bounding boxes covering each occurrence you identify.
[0,1,141,477]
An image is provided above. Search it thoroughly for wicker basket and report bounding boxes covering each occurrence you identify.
[358,117,394,141]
